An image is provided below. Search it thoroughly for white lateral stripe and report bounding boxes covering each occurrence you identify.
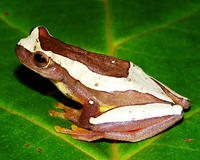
[18,27,173,102]
[150,77,189,100]
[18,28,40,50]
[48,54,173,102]
[89,103,183,124]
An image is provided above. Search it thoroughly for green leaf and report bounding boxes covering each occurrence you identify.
[0,0,200,159]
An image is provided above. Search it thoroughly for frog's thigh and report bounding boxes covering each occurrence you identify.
[103,114,182,142]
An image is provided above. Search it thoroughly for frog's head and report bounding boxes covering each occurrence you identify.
[15,27,64,81]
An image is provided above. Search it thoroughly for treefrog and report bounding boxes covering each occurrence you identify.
[15,26,190,142]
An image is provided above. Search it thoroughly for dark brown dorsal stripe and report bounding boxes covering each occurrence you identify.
[38,27,130,78]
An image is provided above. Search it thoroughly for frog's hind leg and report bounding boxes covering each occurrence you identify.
[53,114,183,142]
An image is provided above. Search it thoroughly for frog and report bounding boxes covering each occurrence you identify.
[15,26,190,142]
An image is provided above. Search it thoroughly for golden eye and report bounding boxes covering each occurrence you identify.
[34,51,49,68]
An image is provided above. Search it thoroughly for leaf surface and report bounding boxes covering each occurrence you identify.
[0,0,200,159]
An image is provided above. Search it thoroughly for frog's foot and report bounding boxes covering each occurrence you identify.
[54,125,105,142]
[49,102,81,124]
[54,125,151,142]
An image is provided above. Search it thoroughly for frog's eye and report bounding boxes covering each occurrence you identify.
[34,51,49,68]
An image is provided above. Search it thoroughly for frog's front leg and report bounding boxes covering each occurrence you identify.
[49,102,104,141]
[48,102,81,125]
[49,100,100,138]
